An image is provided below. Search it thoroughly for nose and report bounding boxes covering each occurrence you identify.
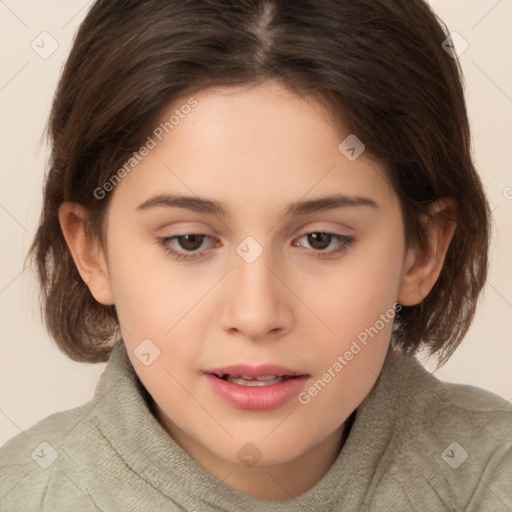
[219,248,294,340]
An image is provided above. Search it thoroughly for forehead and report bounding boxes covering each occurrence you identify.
[107,80,395,215]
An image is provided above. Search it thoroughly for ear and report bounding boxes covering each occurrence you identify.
[397,197,458,307]
[58,202,115,306]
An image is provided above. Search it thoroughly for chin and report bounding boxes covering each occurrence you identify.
[206,432,313,468]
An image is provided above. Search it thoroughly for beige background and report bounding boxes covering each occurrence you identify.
[1,0,511,446]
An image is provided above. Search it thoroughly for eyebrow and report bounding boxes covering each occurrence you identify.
[135,193,379,217]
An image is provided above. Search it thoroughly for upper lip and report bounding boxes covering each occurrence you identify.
[205,364,309,378]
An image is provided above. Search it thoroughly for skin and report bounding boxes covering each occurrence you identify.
[59,79,456,500]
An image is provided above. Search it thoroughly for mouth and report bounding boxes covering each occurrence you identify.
[204,363,308,384]
[203,364,310,410]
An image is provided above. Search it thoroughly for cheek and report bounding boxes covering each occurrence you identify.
[105,225,196,327]
[293,238,401,411]
[105,234,219,380]
[297,237,402,338]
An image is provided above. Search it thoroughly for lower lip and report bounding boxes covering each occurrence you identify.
[204,374,309,410]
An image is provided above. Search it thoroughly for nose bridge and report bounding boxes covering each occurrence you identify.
[235,250,274,297]
[220,241,291,338]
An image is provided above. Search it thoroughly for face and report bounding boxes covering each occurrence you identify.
[96,79,409,468]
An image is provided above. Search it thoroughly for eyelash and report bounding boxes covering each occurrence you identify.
[157,232,355,262]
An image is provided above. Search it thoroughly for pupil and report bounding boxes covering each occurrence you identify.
[308,232,330,250]
[179,234,204,251]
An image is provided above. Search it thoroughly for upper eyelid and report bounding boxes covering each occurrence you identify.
[164,229,349,241]
[162,222,353,237]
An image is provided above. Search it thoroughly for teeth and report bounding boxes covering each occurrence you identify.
[224,375,290,386]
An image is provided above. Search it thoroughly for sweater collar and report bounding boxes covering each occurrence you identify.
[90,341,417,511]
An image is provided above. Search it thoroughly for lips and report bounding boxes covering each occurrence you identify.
[204,363,310,410]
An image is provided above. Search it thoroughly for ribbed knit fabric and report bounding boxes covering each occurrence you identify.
[1,342,511,511]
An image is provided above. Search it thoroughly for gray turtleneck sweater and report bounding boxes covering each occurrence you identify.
[1,342,511,511]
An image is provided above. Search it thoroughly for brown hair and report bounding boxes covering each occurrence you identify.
[27,0,491,367]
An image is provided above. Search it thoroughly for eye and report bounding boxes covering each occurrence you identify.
[293,232,354,258]
[157,234,218,261]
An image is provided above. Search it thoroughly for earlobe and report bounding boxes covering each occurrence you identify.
[397,197,457,307]
[58,202,115,306]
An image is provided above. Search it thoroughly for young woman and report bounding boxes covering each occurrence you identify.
[1,1,511,510]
